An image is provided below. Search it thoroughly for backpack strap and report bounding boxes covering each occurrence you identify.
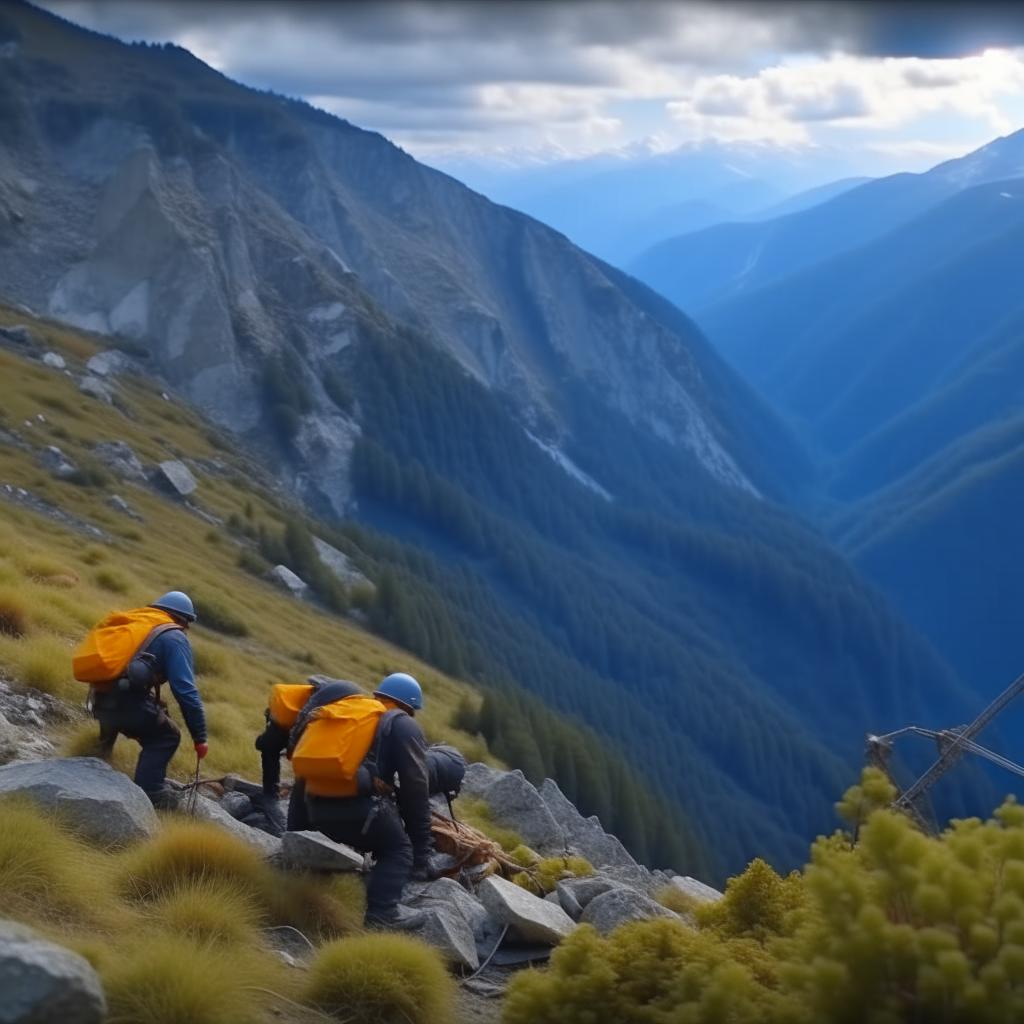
[122,622,182,703]
[360,709,404,796]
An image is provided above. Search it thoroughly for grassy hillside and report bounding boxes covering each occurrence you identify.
[0,304,488,781]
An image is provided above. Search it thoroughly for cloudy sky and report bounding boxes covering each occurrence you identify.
[42,1,1024,173]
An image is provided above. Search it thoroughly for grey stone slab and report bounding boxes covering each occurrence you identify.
[579,887,679,936]
[280,830,363,871]
[0,757,157,846]
[478,875,575,945]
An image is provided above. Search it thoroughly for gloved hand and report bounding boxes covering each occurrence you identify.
[194,742,209,760]
[410,852,448,882]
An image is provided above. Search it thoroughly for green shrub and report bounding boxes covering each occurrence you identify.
[94,568,130,594]
[509,848,593,895]
[120,821,274,908]
[102,934,280,1024]
[237,548,270,577]
[192,591,249,637]
[145,878,262,948]
[306,932,454,1024]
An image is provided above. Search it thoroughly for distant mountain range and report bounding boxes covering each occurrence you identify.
[0,1,994,876]
[445,143,877,266]
[635,124,1024,710]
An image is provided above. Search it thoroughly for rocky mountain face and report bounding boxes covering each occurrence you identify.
[0,1,805,514]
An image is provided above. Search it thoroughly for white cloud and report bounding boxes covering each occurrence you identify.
[669,50,1024,144]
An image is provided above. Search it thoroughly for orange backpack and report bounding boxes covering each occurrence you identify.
[267,684,316,729]
[72,608,179,690]
[290,695,392,798]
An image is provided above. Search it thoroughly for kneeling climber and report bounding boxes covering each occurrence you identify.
[73,591,208,806]
[291,671,447,927]
[254,675,365,834]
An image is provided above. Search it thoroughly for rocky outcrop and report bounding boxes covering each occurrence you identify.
[670,876,724,905]
[539,778,637,870]
[0,757,157,845]
[470,770,565,854]
[0,920,106,1024]
[78,376,114,404]
[93,441,145,481]
[265,565,309,599]
[279,830,364,872]
[187,793,282,858]
[156,460,197,498]
[580,887,680,936]
[478,876,575,945]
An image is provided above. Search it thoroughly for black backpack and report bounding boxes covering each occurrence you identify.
[427,743,467,799]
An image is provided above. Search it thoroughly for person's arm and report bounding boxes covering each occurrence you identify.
[159,632,207,744]
[389,715,433,863]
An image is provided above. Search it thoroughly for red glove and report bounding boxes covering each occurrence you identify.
[194,742,209,760]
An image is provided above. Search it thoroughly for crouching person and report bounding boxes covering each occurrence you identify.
[254,675,365,834]
[291,672,446,927]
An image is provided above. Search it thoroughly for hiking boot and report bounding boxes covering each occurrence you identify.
[146,786,181,810]
[363,907,427,931]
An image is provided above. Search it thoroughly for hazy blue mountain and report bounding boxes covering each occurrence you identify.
[444,142,881,266]
[631,129,1024,314]
[0,1,993,876]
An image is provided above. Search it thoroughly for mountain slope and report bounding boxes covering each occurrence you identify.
[0,2,994,877]
[631,128,1024,314]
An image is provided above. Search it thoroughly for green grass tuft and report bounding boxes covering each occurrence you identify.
[306,932,455,1024]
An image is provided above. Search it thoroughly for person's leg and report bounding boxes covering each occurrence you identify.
[313,800,414,922]
[286,778,309,831]
[96,716,119,758]
[131,707,182,797]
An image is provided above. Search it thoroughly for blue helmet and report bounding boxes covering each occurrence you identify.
[374,672,423,712]
[151,590,197,623]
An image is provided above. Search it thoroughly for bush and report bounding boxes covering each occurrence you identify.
[94,568,130,594]
[15,633,75,697]
[102,934,279,1024]
[192,591,249,637]
[0,592,27,637]
[272,873,365,941]
[237,548,270,577]
[120,821,275,908]
[0,797,115,929]
[145,878,262,947]
[510,849,593,895]
[306,932,454,1024]
[503,918,797,1024]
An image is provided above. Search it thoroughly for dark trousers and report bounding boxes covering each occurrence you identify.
[310,797,413,918]
[96,698,181,796]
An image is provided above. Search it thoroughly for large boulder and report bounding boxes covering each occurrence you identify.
[412,907,479,971]
[156,460,197,497]
[579,887,679,936]
[78,376,113,404]
[93,441,145,481]
[459,761,503,798]
[265,565,309,599]
[0,324,37,347]
[0,920,106,1024]
[85,351,130,378]
[669,876,724,905]
[405,877,490,937]
[478,875,575,945]
[189,794,282,858]
[539,778,638,870]
[0,757,157,845]
[313,536,371,588]
[555,875,625,920]
[279,831,364,872]
[478,770,565,853]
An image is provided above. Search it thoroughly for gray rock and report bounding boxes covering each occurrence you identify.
[279,830,363,871]
[107,494,142,520]
[156,460,197,497]
[460,761,503,798]
[94,441,145,481]
[190,794,282,858]
[42,351,66,370]
[40,445,78,480]
[0,757,158,845]
[411,907,479,971]
[480,770,566,853]
[557,875,625,911]
[539,778,638,870]
[404,877,490,937]
[0,324,36,346]
[78,376,113,404]
[669,876,724,905]
[265,564,309,598]
[219,791,253,820]
[85,350,129,377]
[0,711,22,765]
[0,919,106,1024]
[598,863,658,895]
[313,536,371,588]
[478,875,575,945]
[579,887,678,936]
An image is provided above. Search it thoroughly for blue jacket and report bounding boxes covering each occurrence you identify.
[149,629,207,743]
